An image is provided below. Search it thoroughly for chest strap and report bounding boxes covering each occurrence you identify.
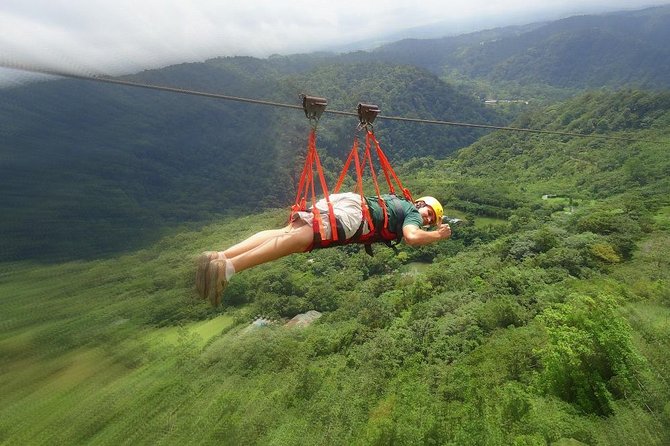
[310,196,407,255]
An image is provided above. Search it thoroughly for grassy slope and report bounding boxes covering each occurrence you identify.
[0,210,280,444]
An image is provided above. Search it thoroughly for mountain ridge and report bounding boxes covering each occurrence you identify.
[1,5,669,261]
[373,5,670,91]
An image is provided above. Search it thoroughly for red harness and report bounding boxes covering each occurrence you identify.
[292,125,413,252]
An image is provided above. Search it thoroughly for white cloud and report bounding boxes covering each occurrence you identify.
[0,0,667,77]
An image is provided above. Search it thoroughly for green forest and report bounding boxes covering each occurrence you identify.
[0,61,496,262]
[1,87,669,445]
[2,6,670,445]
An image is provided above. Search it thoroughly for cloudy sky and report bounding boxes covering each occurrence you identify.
[0,0,667,79]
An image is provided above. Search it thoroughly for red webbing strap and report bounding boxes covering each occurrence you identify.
[312,140,338,242]
[369,130,414,202]
[354,141,374,232]
[333,138,374,234]
[362,131,390,238]
[308,142,324,239]
[363,132,382,205]
[333,139,356,194]
[368,131,395,196]
[291,128,338,243]
[292,136,312,214]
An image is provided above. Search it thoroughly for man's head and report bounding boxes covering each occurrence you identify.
[415,196,443,227]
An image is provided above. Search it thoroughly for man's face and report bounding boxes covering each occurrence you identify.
[418,205,436,226]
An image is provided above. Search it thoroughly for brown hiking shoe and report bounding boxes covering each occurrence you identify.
[207,259,229,307]
[195,251,221,299]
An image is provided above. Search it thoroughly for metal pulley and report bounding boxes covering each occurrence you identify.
[357,103,380,126]
[301,94,328,121]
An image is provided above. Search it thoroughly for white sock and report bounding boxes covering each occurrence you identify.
[225,261,235,281]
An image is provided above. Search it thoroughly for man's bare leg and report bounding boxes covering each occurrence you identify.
[222,225,294,258]
[201,221,313,305]
[226,222,313,273]
[197,225,293,298]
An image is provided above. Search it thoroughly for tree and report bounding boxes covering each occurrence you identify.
[538,293,644,415]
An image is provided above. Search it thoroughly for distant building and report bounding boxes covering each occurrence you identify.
[484,99,529,105]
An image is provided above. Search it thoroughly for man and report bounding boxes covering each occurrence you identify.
[195,193,451,306]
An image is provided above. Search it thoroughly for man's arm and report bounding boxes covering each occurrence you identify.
[403,224,452,247]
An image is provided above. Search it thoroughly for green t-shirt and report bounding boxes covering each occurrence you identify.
[364,194,423,234]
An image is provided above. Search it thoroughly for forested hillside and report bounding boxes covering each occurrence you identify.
[0,60,496,262]
[455,90,670,199]
[2,6,669,262]
[374,5,670,95]
[1,89,669,445]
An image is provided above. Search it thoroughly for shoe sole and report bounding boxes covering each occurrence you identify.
[195,251,218,299]
[207,260,228,307]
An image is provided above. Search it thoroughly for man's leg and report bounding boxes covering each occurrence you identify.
[197,225,293,298]
[223,225,293,258]
[206,222,312,304]
[226,222,313,273]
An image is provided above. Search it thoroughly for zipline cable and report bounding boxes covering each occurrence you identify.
[2,63,665,144]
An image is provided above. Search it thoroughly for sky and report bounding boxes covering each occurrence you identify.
[0,0,668,82]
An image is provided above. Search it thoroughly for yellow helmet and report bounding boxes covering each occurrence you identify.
[415,196,443,226]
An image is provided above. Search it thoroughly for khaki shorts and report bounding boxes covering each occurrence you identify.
[292,192,371,240]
